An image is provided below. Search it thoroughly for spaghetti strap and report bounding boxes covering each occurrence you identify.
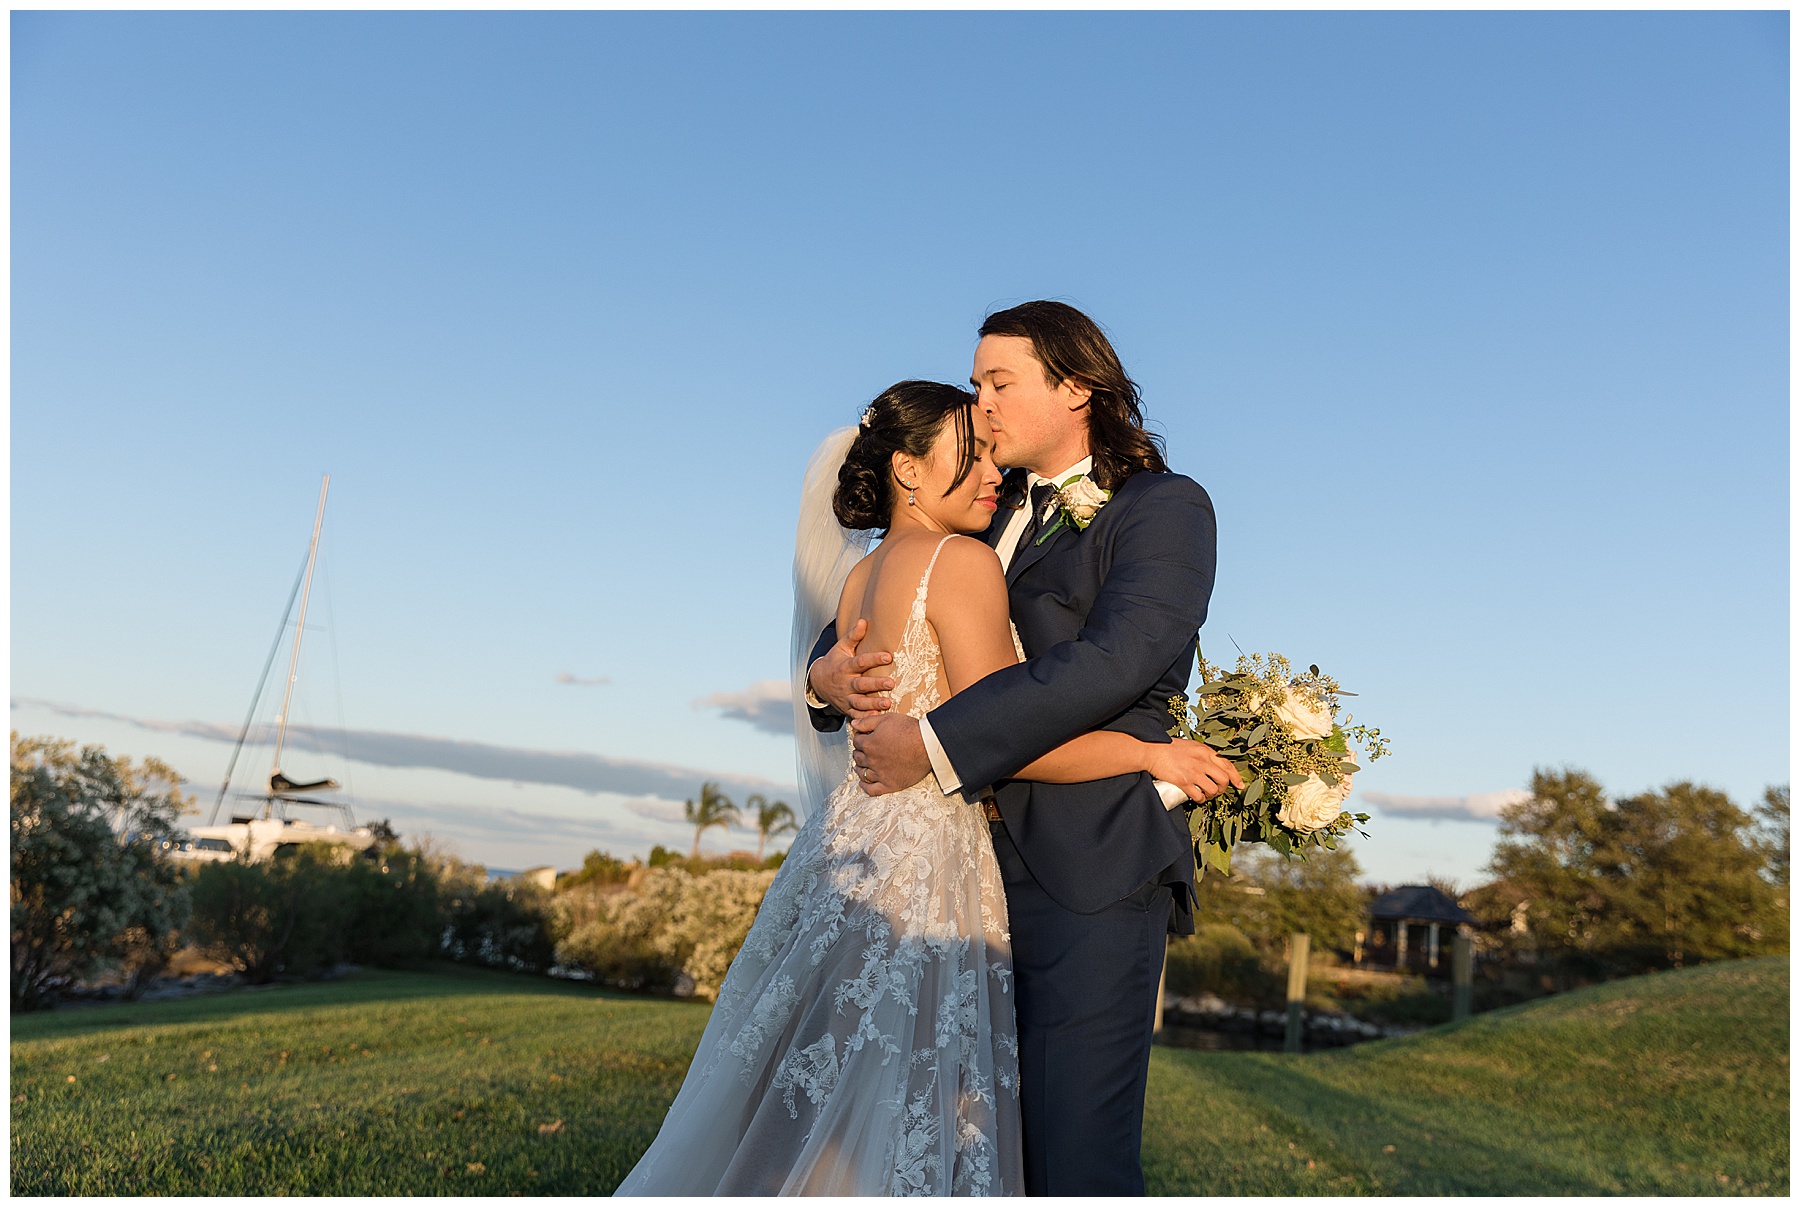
[915,534,957,602]
[883,534,960,722]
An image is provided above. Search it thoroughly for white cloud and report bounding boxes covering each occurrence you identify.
[347,792,661,858]
[697,679,793,736]
[1359,789,1530,823]
[555,673,610,687]
[13,696,793,802]
[621,797,689,824]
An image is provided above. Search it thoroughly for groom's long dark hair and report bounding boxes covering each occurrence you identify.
[979,301,1168,491]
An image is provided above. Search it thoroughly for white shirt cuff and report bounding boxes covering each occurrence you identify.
[918,716,964,796]
[1154,779,1188,810]
[802,659,831,711]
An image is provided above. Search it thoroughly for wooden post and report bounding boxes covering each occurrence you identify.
[1284,933,1309,1054]
[1153,946,1168,1034]
[1452,930,1473,1022]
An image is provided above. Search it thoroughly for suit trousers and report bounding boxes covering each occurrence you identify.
[990,820,1171,1197]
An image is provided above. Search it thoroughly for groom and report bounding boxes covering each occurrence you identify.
[807,301,1235,1196]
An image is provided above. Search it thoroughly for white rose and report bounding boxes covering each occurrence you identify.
[1274,693,1333,741]
[1057,477,1111,527]
[1277,773,1352,834]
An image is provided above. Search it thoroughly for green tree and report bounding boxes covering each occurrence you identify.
[11,734,192,1010]
[748,795,797,861]
[683,782,739,861]
[1164,922,1276,1004]
[339,842,442,967]
[1487,768,1786,978]
[560,849,629,890]
[1196,842,1366,958]
[187,844,357,982]
[1755,784,1789,888]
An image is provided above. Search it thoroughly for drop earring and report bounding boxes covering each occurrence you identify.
[906,482,917,506]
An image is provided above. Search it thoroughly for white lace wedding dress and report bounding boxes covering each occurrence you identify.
[615,537,1023,1196]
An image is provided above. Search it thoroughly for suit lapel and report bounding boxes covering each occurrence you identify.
[1006,506,1073,586]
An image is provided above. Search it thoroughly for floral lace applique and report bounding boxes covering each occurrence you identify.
[728,974,799,1076]
[890,1083,945,1195]
[772,1033,842,1120]
[886,536,957,721]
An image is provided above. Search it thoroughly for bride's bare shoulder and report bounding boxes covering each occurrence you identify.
[925,537,1007,628]
[873,532,998,586]
[929,534,1003,584]
[834,551,877,627]
[841,550,875,597]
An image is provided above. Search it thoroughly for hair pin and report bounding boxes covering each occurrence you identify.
[859,404,877,428]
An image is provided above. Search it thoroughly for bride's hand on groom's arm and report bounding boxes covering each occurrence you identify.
[809,618,898,720]
[1143,739,1244,805]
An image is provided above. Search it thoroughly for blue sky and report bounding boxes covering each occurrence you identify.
[12,11,1788,885]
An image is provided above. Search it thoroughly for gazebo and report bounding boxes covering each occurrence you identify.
[1356,885,1472,976]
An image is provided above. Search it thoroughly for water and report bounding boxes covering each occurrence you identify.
[1154,1022,1290,1052]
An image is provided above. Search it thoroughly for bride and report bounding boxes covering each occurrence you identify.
[614,381,1220,1197]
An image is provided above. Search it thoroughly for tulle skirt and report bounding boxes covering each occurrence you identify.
[614,768,1022,1196]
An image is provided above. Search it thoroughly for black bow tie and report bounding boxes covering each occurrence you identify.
[1020,482,1056,549]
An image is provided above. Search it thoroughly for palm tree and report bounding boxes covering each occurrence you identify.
[748,794,798,861]
[684,782,739,861]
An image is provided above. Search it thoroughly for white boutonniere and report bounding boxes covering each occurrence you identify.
[1035,474,1112,546]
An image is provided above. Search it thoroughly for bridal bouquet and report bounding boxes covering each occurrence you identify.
[1167,652,1389,877]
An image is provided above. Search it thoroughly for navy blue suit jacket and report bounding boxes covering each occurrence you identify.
[809,468,1216,932]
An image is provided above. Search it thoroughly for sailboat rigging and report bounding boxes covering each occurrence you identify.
[176,475,373,864]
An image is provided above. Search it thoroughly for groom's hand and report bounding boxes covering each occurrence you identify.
[850,713,929,796]
[810,618,897,720]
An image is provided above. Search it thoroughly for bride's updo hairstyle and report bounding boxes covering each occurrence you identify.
[833,380,978,533]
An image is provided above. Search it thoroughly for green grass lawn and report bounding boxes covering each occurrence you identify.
[11,957,1787,1195]
[1144,957,1788,1195]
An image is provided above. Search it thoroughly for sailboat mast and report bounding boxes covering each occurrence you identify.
[270,474,330,781]
[207,550,310,827]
